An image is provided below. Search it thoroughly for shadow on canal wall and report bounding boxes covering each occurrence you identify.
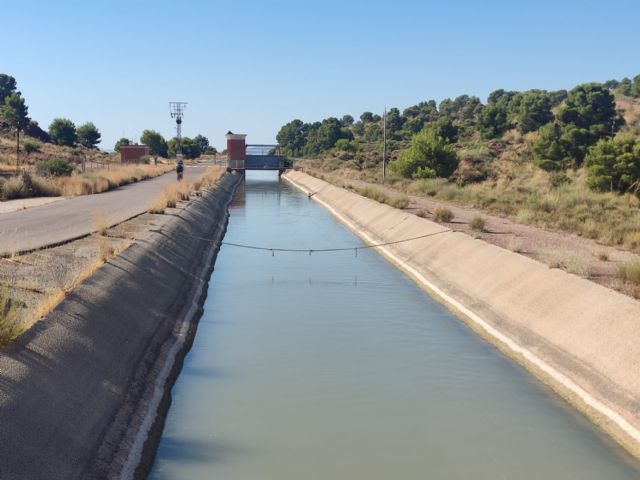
[0,173,242,480]
[284,169,640,461]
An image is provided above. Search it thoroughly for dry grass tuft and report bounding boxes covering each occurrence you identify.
[470,215,487,232]
[356,185,389,204]
[506,236,524,253]
[149,184,181,214]
[94,211,110,236]
[433,207,454,222]
[356,186,410,209]
[32,289,65,325]
[148,166,227,214]
[200,166,226,188]
[0,290,25,346]
[99,241,115,262]
[540,248,594,278]
[387,195,410,209]
[617,259,640,285]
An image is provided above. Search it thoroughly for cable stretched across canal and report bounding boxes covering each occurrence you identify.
[163,229,451,256]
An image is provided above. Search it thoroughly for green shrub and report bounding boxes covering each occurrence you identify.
[549,171,571,188]
[23,139,39,154]
[391,127,459,179]
[470,215,487,232]
[36,158,74,177]
[434,207,454,222]
[584,136,640,194]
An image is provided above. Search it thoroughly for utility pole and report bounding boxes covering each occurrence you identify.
[382,106,387,182]
[15,129,19,171]
[169,102,187,159]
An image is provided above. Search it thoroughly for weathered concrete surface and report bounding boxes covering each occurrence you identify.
[0,173,241,479]
[284,170,640,458]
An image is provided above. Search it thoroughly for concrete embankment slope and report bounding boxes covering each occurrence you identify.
[284,170,640,458]
[0,173,241,480]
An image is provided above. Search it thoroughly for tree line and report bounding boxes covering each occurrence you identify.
[0,72,215,167]
[0,74,103,166]
[114,131,215,159]
[276,74,640,195]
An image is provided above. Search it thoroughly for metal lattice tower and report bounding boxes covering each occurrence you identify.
[169,102,188,158]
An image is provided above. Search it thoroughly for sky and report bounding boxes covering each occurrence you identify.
[1,0,638,151]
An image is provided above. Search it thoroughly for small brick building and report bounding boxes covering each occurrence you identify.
[120,145,150,163]
[226,132,246,169]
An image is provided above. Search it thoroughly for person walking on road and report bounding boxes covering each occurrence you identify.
[176,158,184,181]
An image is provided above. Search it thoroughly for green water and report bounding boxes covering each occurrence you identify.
[150,172,640,479]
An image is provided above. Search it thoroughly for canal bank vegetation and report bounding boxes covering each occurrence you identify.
[0,166,228,345]
[0,235,133,346]
[148,165,226,214]
[0,163,174,201]
[281,74,640,298]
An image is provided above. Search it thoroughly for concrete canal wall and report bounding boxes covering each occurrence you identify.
[284,170,640,459]
[0,173,241,480]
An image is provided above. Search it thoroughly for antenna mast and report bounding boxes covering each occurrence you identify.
[169,102,188,158]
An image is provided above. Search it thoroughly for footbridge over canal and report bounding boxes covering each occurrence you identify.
[226,132,291,174]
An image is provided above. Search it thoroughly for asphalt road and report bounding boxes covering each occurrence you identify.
[0,165,210,256]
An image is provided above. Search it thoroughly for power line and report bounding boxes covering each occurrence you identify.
[155,229,451,256]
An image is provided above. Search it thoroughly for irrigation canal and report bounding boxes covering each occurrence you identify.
[150,172,640,479]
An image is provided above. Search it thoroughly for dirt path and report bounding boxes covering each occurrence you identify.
[313,170,640,298]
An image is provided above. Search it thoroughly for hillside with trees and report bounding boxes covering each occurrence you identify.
[278,75,640,193]
[277,75,640,253]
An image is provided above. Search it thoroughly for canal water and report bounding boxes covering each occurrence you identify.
[150,172,640,479]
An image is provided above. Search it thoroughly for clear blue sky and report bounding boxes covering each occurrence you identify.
[1,0,638,151]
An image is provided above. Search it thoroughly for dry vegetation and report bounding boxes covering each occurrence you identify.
[55,164,173,196]
[617,259,640,285]
[0,165,227,345]
[351,185,410,209]
[0,235,132,346]
[0,164,173,201]
[539,248,595,278]
[0,289,23,346]
[149,165,226,214]
[301,135,640,298]
[0,134,114,168]
[433,207,454,222]
[469,215,487,232]
[305,147,640,253]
